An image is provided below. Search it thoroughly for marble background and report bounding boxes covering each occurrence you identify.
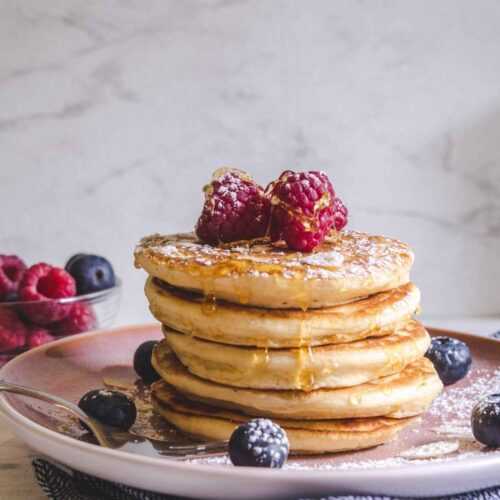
[1,0,499,325]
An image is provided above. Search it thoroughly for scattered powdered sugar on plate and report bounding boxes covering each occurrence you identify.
[282,450,486,471]
[187,448,485,471]
[189,455,232,466]
[184,367,500,471]
[399,440,459,459]
[431,425,474,440]
[429,368,500,422]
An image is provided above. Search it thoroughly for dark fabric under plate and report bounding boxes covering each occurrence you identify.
[32,457,500,500]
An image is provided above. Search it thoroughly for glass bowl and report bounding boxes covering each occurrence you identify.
[0,280,121,367]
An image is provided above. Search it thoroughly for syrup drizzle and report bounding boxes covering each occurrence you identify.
[135,231,414,285]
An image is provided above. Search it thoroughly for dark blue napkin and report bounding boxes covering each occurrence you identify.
[32,457,500,500]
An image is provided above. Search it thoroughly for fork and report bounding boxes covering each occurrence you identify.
[0,380,227,459]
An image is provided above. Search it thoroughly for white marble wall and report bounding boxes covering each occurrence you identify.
[1,0,499,324]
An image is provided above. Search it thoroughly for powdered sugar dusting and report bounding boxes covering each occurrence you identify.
[190,455,232,466]
[284,449,484,471]
[429,368,500,420]
[431,425,474,439]
[399,440,459,459]
[135,231,413,281]
[186,445,487,471]
[185,436,493,472]
[184,367,500,471]
[301,251,345,267]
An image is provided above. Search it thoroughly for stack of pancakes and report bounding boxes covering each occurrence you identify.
[134,230,442,454]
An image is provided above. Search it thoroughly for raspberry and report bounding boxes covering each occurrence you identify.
[26,327,55,349]
[19,263,76,325]
[333,196,348,230]
[267,170,337,252]
[52,302,96,336]
[195,168,271,245]
[0,308,27,352]
[0,255,27,301]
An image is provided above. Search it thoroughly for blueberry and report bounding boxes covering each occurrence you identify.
[425,336,472,385]
[133,341,160,384]
[65,254,116,295]
[229,418,289,468]
[65,253,88,271]
[78,389,136,431]
[472,394,500,447]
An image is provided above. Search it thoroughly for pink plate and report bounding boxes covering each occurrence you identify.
[1,324,500,499]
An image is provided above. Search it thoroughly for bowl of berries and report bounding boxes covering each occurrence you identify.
[0,253,121,367]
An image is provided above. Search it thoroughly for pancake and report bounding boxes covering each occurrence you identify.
[135,230,414,309]
[147,277,420,347]
[163,320,430,391]
[152,347,442,420]
[151,381,417,454]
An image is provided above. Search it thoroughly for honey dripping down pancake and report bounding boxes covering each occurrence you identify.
[146,277,421,347]
[152,346,443,420]
[163,320,431,391]
[151,381,418,454]
[134,230,414,309]
[132,169,445,459]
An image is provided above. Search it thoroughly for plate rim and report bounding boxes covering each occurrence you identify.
[1,323,500,485]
